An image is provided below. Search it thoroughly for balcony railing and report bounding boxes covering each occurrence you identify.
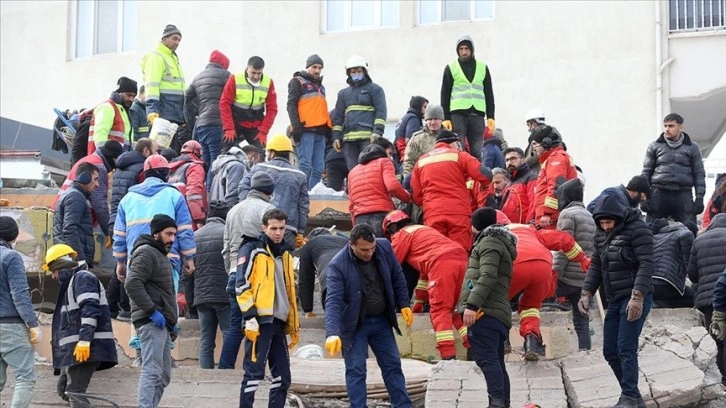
[670,0,726,32]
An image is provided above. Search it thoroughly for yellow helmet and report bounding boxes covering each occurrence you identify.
[42,244,77,272]
[266,134,293,152]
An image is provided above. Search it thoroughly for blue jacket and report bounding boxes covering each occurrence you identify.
[481,138,505,170]
[324,238,409,353]
[51,263,117,370]
[113,176,196,271]
[109,150,146,230]
[53,183,95,265]
[0,241,38,327]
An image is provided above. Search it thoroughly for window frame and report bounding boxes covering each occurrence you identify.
[417,0,496,26]
[70,0,137,60]
[322,0,400,33]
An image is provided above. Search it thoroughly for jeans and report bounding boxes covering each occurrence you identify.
[451,113,485,161]
[196,125,222,189]
[343,315,411,408]
[602,294,652,399]
[652,281,694,308]
[701,307,726,385]
[297,131,327,190]
[469,315,511,404]
[0,323,36,408]
[240,319,290,408]
[343,139,371,171]
[197,303,231,369]
[556,281,591,350]
[354,212,387,238]
[325,158,348,191]
[137,323,172,408]
[62,362,98,408]
[218,296,244,369]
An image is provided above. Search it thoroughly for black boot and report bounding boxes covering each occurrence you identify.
[635,397,646,408]
[488,397,506,408]
[523,334,546,361]
[612,395,638,408]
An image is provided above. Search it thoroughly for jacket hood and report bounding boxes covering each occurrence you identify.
[707,213,726,230]
[358,144,388,164]
[293,70,322,85]
[456,34,475,55]
[210,154,241,175]
[483,137,502,148]
[115,150,146,170]
[556,178,584,212]
[592,194,627,225]
[649,218,670,234]
[409,96,428,119]
[475,225,517,258]
[128,176,175,197]
[656,131,693,145]
[209,50,230,70]
[131,234,167,256]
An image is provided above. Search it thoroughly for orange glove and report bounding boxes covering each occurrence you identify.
[223,130,237,143]
[325,335,342,356]
[401,307,413,327]
[74,341,91,362]
[147,113,159,125]
[105,236,112,249]
[487,118,496,133]
[442,120,453,131]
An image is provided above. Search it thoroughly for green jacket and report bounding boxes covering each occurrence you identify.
[457,225,517,328]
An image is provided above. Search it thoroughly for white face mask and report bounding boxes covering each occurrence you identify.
[248,79,261,87]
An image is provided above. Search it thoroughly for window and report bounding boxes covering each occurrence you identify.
[669,0,726,32]
[72,0,138,59]
[419,0,494,25]
[324,0,399,33]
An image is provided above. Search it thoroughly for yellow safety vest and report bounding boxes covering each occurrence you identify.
[234,73,271,112]
[449,60,487,112]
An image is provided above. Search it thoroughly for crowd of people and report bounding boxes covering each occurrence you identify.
[2,23,726,408]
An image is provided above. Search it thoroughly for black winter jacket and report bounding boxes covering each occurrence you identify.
[109,150,145,230]
[642,132,706,198]
[193,218,228,306]
[53,183,95,266]
[583,195,654,302]
[688,214,726,309]
[184,62,231,127]
[651,220,693,295]
[298,234,348,313]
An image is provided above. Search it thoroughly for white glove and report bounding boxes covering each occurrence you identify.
[244,318,260,341]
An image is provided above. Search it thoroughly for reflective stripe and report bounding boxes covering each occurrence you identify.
[77,292,100,303]
[247,379,262,385]
[374,119,386,126]
[345,105,374,113]
[160,89,184,95]
[146,81,161,87]
[565,243,583,260]
[435,330,455,341]
[177,224,194,231]
[58,331,115,347]
[270,376,282,383]
[81,317,97,327]
[449,60,487,112]
[113,251,127,258]
[236,84,269,93]
[187,194,204,201]
[458,326,468,337]
[342,130,372,141]
[544,197,559,210]
[520,308,541,319]
[109,130,125,138]
[332,126,343,132]
[244,386,258,393]
[416,280,428,290]
[113,230,126,237]
[417,152,459,168]
[138,126,150,133]
[180,248,196,256]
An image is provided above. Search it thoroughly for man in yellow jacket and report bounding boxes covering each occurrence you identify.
[235,208,299,408]
[142,24,189,153]
[87,77,136,154]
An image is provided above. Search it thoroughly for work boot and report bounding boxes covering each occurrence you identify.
[488,397,506,408]
[56,372,69,401]
[635,398,646,408]
[523,334,546,361]
[132,349,142,367]
[612,395,638,408]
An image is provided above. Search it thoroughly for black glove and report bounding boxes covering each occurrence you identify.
[639,200,651,213]
[694,197,705,215]
[292,122,305,143]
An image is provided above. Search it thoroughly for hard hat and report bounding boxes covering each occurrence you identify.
[181,140,202,157]
[345,55,368,70]
[266,134,293,152]
[382,210,410,237]
[143,154,170,172]
[525,108,546,124]
[42,244,77,271]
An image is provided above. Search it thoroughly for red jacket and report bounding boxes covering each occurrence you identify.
[219,74,278,144]
[468,180,494,212]
[169,154,208,228]
[507,224,586,265]
[348,149,410,222]
[533,146,577,224]
[501,163,537,224]
[411,143,491,218]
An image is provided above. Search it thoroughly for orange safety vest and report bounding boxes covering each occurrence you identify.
[296,77,332,128]
[87,100,126,154]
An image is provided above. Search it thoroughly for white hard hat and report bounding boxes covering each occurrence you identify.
[525,108,546,124]
[345,55,368,70]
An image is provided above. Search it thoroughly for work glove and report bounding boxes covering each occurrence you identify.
[223,129,237,143]
[333,139,342,152]
[487,118,496,134]
[256,131,268,145]
[577,290,592,317]
[626,290,645,322]
[442,120,453,131]
[325,335,342,357]
[147,113,159,125]
[401,307,413,327]
[639,200,651,213]
[411,300,424,313]
[149,310,167,328]
[694,197,705,215]
[226,272,237,297]
[288,333,299,350]
[370,133,381,143]
[105,236,112,249]
[244,318,260,342]
[292,123,304,143]
[579,257,591,273]
[29,326,42,344]
[710,311,726,341]
[294,233,306,249]
[74,341,91,363]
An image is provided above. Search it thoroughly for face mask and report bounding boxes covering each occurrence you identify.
[351,73,364,82]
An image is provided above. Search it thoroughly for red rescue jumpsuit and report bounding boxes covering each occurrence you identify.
[169,154,208,231]
[533,146,577,229]
[391,224,469,359]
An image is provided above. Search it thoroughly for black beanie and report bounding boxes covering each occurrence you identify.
[100,140,124,161]
[471,208,497,231]
[0,216,19,242]
[436,129,460,143]
[162,24,181,39]
[150,214,177,235]
[116,77,138,94]
[626,175,651,196]
[531,125,554,144]
[208,201,231,221]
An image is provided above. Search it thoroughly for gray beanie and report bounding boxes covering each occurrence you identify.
[0,216,19,243]
[424,105,445,120]
[162,24,181,39]
[306,54,324,68]
[251,171,275,195]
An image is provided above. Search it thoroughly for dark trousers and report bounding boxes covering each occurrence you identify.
[469,315,510,404]
[343,140,371,170]
[451,113,485,161]
[701,307,726,385]
[222,127,265,158]
[556,281,591,350]
[106,274,130,315]
[58,362,98,407]
[219,296,244,369]
[354,212,387,238]
[240,319,290,408]
[169,123,192,155]
[652,281,694,308]
[602,294,652,399]
[325,158,348,191]
[181,273,197,318]
[646,188,697,234]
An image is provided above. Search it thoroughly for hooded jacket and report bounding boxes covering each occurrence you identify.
[688,214,726,309]
[184,50,231,128]
[110,150,147,230]
[193,217,228,306]
[209,153,247,206]
[348,144,410,222]
[440,35,495,120]
[394,97,427,160]
[169,154,208,226]
[651,220,693,295]
[331,75,387,143]
[500,162,536,224]
[223,190,275,273]
[402,126,437,177]
[53,183,95,265]
[642,132,705,198]
[583,195,654,302]
[553,179,596,287]
[481,137,505,170]
[587,185,633,214]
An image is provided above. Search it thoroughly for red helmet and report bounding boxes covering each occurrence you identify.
[181,140,202,157]
[495,210,511,225]
[143,154,170,172]
[382,210,410,237]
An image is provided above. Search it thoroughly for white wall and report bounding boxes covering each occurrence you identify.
[1,0,658,201]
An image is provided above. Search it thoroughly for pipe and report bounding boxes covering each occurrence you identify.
[655,0,663,127]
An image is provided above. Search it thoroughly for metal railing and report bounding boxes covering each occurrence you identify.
[670,0,726,32]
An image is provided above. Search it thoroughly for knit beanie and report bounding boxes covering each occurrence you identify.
[626,175,651,197]
[436,129,460,143]
[208,200,231,221]
[100,140,124,161]
[471,208,497,231]
[115,77,138,94]
[160,148,178,163]
[150,214,177,235]
[251,171,275,195]
[209,50,230,70]
[424,105,445,120]
[162,24,181,39]
[0,216,19,242]
[531,125,554,145]
[306,54,324,68]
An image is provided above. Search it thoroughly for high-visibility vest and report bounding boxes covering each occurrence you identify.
[448,60,487,112]
[88,100,129,154]
[234,73,271,113]
[143,43,185,101]
[295,76,331,128]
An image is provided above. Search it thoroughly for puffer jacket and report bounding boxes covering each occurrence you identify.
[457,225,517,328]
[501,162,536,224]
[481,138,505,170]
[642,132,706,198]
[169,154,208,227]
[184,52,231,127]
[394,105,424,160]
[688,214,726,309]
[223,191,275,273]
[238,158,309,233]
[193,218,228,306]
[110,150,146,230]
[402,126,436,177]
[331,75,387,143]
[651,220,693,295]
[583,195,654,302]
[348,144,410,222]
[53,183,95,265]
[0,241,39,327]
[209,154,247,206]
[554,179,596,287]
[587,185,631,214]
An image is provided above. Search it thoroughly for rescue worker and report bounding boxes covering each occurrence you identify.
[394,96,428,164]
[209,146,249,206]
[52,163,99,266]
[238,134,309,249]
[129,85,149,140]
[531,125,577,230]
[45,244,117,406]
[87,76,137,153]
[169,140,208,231]
[220,56,278,154]
[142,24,188,153]
[410,129,492,251]
[384,210,470,360]
[440,34,495,161]
[402,104,443,177]
[500,147,536,224]
[331,55,387,170]
[348,144,411,237]
[287,54,332,189]
[235,209,299,408]
[522,109,562,173]
[298,227,348,317]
